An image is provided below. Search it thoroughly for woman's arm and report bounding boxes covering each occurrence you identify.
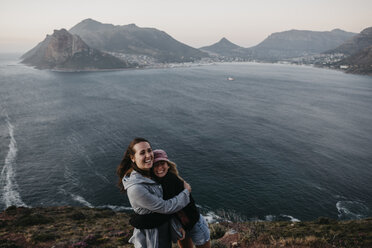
[128,185,190,214]
[130,212,171,229]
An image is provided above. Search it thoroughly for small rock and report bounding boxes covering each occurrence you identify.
[231,241,239,248]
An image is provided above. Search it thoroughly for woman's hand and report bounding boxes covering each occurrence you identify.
[183,181,191,193]
[178,227,186,240]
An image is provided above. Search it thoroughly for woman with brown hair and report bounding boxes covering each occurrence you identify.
[117,137,192,248]
[130,149,211,248]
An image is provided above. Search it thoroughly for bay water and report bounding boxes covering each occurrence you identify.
[1,54,371,222]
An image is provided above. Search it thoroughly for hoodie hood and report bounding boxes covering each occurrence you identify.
[122,170,157,190]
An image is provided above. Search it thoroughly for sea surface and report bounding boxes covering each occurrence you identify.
[1,53,372,222]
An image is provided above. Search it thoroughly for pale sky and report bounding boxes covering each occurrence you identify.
[1,0,371,53]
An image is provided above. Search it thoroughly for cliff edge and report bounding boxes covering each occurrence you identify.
[1,206,371,248]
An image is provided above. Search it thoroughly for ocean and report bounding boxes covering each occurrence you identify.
[1,53,371,222]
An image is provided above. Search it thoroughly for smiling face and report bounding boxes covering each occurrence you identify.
[153,161,170,178]
[131,142,154,171]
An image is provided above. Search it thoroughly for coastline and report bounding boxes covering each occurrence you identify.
[17,60,371,76]
[1,53,368,76]
[1,206,371,248]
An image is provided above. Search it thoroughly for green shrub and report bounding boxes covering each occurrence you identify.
[211,240,227,248]
[70,211,86,220]
[209,223,227,240]
[0,239,22,248]
[31,232,59,242]
[5,205,18,215]
[0,220,7,228]
[94,209,116,218]
[315,217,336,225]
[15,214,53,226]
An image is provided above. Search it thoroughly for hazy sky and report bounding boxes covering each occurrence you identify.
[1,0,371,53]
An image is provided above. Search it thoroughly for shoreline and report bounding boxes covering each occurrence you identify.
[9,56,370,76]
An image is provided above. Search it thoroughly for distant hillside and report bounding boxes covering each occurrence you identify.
[248,29,356,61]
[69,18,209,63]
[200,37,249,58]
[326,27,372,55]
[21,29,133,70]
[338,45,372,75]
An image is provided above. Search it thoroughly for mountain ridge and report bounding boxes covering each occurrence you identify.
[21,28,134,70]
[69,18,209,63]
[20,19,371,74]
[247,29,357,61]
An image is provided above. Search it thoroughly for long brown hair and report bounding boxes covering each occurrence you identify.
[116,137,151,192]
[167,161,182,180]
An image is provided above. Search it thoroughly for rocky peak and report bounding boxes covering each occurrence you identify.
[21,28,133,70]
[214,37,241,49]
[70,18,114,33]
[219,37,229,43]
[43,29,88,63]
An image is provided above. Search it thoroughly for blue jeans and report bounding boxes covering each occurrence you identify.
[187,214,210,246]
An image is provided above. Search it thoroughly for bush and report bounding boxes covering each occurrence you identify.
[0,239,22,248]
[0,220,7,228]
[94,209,116,218]
[211,240,227,248]
[83,234,105,245]
[70,212,86,220]
[5,206,32,216]
[5,206,18,215]
[32,232,59,242]
[15,214,53,226]
[117,232,131,244]
[71,241,88,248]
[209,223,227,240]
[315,217,336,225]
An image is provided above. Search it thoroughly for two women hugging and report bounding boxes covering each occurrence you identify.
[117,137,210,248]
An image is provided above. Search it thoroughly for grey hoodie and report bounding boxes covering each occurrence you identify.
[123,170,190,247]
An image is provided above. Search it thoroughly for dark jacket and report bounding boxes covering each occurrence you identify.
[130,172,200,231]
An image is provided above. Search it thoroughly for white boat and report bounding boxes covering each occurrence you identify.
[227,77,235,81]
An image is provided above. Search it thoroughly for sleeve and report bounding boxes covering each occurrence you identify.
[130,212,171,229]
[161,173,185,199]
[128,184,190,214]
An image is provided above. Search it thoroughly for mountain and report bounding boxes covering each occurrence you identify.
[200,37,249,58]
[69,18,209,63]
[21,29,133,70]
[326,27,372,55]
[337,45,372,74]
[248,29,356,61]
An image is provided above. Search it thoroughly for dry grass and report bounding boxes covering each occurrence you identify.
[1,207,371,248]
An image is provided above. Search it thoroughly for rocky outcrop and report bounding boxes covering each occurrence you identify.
[69,19,209,63]
[21,29,134,70]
